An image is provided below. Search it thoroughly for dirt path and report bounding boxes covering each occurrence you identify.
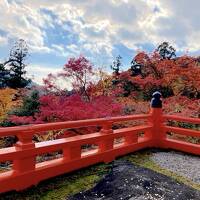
[69,160,200,200]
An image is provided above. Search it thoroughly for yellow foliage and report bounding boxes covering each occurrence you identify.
[0,88,22,122]
[93,69,113,96]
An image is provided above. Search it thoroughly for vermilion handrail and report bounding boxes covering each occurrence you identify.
[163,115,200,124]
[0,92,199,194]
[163,126,200,137]
[0,114,151,137]
[161,114,200,155]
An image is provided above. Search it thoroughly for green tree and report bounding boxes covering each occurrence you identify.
[11,90,40,117]
[110,55,122,75]
[156,42,176,60]
[130,59,142,76]
[0,64,6,88]
[6,39,30,88]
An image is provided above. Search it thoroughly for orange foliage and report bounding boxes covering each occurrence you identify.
[0,88,22,122]
[89,69,113,96]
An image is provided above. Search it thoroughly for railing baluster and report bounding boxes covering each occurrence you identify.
[99,121,114,163]
[124,132,138,145]
[63,146,81,161]
[13,130,35,173]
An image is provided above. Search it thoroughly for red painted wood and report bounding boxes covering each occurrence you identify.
[163,115,200,124]
[164,126,200,137]
[0,106,199,194]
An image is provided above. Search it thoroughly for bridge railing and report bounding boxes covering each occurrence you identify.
[0,91,199,193]
[0,113,153,193]
[162,114,200,154]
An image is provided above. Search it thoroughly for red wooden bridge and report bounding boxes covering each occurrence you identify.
[0,92,199,193]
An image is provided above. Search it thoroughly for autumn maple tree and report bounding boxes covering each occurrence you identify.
[0,42,199,149]
[43,56,94,100]
[113,46,200,101]
[1,42,199,139]
[9,56,123,127]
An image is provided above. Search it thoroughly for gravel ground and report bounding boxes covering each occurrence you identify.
[151,151,200,184]
[69,160,200,200]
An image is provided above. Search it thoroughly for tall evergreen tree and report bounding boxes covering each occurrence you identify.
[0,64,6,88]
[156,42,176,60]
[7,39,30,88]
[110,55,122,75]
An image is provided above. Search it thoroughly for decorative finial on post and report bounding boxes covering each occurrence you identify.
[151,91,162,108]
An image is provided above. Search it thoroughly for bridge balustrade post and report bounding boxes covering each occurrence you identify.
[63,146,81,161]
[124,132,138,145]
[13,130,35,173]
[99,121,114,163]
[150,91,165,147]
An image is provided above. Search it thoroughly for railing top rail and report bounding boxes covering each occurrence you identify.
[0,114,151,137]
[163,115,200,124]
[0,124,153,162]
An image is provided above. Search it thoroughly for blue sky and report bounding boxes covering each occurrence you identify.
[1,0,200,84]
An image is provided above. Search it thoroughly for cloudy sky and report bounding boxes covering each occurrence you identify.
[0,0,200,84]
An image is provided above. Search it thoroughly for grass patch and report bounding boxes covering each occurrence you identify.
[122,149,200,191]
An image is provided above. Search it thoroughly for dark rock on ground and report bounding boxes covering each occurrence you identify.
[68,160,200,200]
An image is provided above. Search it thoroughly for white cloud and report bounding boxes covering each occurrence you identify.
[0,36,8,46]
[2,0,200,54]
[142,0,200,51]
[1,0,200,85]
[27,64,73,90]
[26,64,61,85]
[0,0,52,53]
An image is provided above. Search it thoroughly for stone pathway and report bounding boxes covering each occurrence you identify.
[151,151,200,184]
